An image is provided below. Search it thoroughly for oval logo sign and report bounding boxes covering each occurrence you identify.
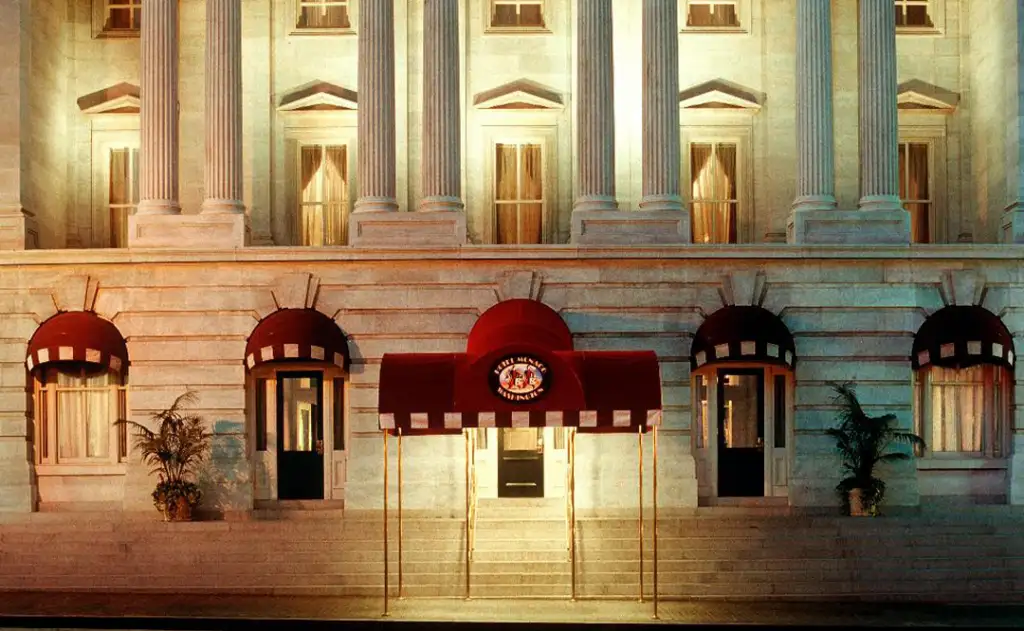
[491,355,550,403]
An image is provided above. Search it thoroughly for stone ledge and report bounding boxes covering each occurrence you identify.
[0,208,37,250]
[1001,205,1024,244]
[571,210,691,245]
[349,211,466,247]
[788,209,911,245]
[128,212,250,249]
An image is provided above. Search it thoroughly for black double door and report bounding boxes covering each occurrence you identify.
[717,369,765,497]
[276,372,325,500]
[498,428,544,498]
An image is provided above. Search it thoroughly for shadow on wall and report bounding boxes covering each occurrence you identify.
[195,420,251,519]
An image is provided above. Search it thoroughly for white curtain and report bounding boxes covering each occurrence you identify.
[690,143,737,243]
[55,369,113,461]
[927,365,985,453]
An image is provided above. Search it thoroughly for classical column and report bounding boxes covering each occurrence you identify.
[793,0,836,212]
[354,0,398,213]
[201,0,244,214]
[137,0,181,215]
[573,0,617,213]
[638,0,682,212]
[858,0,901,212]
[419,0,462,213]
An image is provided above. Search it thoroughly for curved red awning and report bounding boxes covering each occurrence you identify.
[691,305,795,370]
[26,311,128,374]
[245,309,349,370]
[912,306,1015,370]
[377,300,663,435]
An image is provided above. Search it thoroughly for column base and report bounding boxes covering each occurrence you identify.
[1000,202,1024,243]
[787,208,910,244]
[128,212,250,248]
[349,211,466,247]
[418,196,464,213]
[571,210,691,245]
[200,199,246,214]
[0,207,38,250]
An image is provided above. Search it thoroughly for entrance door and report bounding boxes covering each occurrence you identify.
[498,428,544,497]
[276,373,324,500]
[717,369,764,497]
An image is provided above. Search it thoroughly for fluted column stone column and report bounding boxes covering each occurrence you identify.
[793,0,836,212]
[639,0,682,213]
[354,0,398,213]
[858,0,902,212]
[419,0,462,213]
[201,0,244,214]
[573,0,617,213]
[137,0,181,216]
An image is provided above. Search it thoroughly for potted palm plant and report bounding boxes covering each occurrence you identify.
[824,382,925,516]
[116,390,212,521]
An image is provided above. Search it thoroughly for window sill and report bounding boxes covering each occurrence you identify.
[95,29,139,40]
[484,26,552,35]
[917,456,1007,471]
[289,27,356,37]
[680,26,747,35]
[36,463,127,476]
[896,26,942,36]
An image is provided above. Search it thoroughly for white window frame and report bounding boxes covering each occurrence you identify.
[90,123,141,249]
[895,0,942,35]
[681,125,753,243]
[483,126,557,245]
[680,0,748,33]
[486,0,549,33]
[92,0,141,38]
[292,0,357,35]
[899,125,947,243]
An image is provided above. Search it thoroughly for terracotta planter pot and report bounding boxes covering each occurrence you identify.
[848,488,870,517]
[162,497,194,522]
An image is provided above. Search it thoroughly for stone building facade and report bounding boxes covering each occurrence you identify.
[1,0,1024,519]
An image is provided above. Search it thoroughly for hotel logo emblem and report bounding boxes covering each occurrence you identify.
[491,355,549,403]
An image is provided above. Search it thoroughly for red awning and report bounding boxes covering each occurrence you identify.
[691,305,795,370]
[912,306,1015,370]
[245,309,348,370]
[378,300,663,435]
[26,311,128,374]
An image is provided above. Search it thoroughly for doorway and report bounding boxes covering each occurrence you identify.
[497,428,544,497]
[276,372,324,500]
[717,370,764,497]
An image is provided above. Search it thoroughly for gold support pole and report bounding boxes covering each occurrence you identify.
[465,429,471,600]
[570,428,577,601]
[397,428,403,600]
[653,425,659,620]
[383,430,389,617]
[638,426,644,603]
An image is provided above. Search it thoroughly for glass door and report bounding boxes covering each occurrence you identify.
[276,372,324,500]
[716,369,765,497]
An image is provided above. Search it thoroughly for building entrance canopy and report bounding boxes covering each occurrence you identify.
[691,305,796,371]
[26,311,128,374]
[378,299,663,434]
[912,305,1015,370]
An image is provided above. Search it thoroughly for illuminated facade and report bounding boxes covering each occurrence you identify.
[1,0,1024,525]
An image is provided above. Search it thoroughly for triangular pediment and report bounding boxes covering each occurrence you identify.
[679,79,764,110]
[898,79,959,112]
[473,79,564,110]
[279,81,358,111]
[77,83,140,114]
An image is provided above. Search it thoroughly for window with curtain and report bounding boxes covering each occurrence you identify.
[687,0,740,27]
[915,365,1012,458]
[899,142,931,244]
[491,0,544,28]
[689,142,738,244]
[298,144,349,246]
[494,143,544,245]
[108,148,139,249]
[36,365,128,465]
[104,0,141,31]
[895,0,932,28]
[297,0,351,29]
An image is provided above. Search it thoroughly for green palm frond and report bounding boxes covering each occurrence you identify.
[114,389,212,486]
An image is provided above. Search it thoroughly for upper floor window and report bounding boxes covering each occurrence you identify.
[297,0,352,30]
[108,147,139,249]
[689,142,737,244]
[298,144,350,246]
[915,365,1011,459]
[104,0,141,32]
[895,0,932,28]
[494,142,544,244]
[490,0,545,29]
[686,0,739,28]
[899,141,930,244]
[35,365,128,466]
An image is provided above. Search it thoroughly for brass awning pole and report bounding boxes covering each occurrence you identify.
[638,426,644,603]
[653,424,659,620]
[465,429,471,600]
[570,427,577,601]
[383,430,389,617]
[397,428,403,599]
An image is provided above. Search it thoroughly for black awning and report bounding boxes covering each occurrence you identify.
[912,306,1015,370]
[691,306,795,370]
